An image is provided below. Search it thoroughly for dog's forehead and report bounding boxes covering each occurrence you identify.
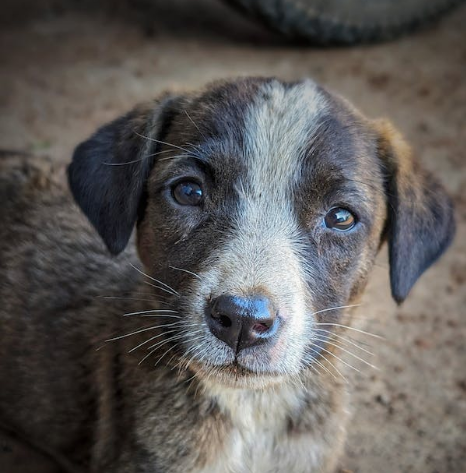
[183,79,375,190]
[241,80,327,189]
[193,78,327,153]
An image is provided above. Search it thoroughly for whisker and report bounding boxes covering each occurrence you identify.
[98,296,171,304]
[145,329,204,351]
[142,281,179,296]
[306,345,347,382]
[140,148,175,159]
[174,338,209,374]
[312,304,361,317]
[123,309,179,317]
[184,110,205,140]
[138,331,201,366]
[131,324,204,354]
[106,321,182,342]
[102,148,173,166]
[153,344,182,368]
[314,329,375,356]
[310,342,360,374]
[303,363,322,378]
[129,263,179,296]
[311,337,378,370]
[134,131,200,158]
[128,314,180,318]
[137,334,185,365]
[100,290,171,299]
[169,265,202,280]
[175,336,212,371]
[158,153,196,163]
[102,157,147,166]
[128,329,177,353]
[314,323,384,339]
[305,348,338,381]
[182,371,200,386]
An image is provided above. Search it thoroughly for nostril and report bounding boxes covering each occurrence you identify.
[210,297,234,328]
[213,314,232,328]
[252,321,272,334]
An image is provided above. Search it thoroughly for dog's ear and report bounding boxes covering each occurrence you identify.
[68,94,181,255]
[374,119,455,304]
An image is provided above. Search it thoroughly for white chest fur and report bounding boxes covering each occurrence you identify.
[194,382,327,473]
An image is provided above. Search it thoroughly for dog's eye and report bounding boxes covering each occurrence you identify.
[172,181,203,206]
[324,207,356,231]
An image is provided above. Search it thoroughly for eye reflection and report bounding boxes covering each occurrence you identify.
[172,181,203,206]
[324,207,356,231]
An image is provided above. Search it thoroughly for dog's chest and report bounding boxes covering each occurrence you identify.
[193,384,325,473]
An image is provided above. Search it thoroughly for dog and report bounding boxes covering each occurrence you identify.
[0,77,455,473]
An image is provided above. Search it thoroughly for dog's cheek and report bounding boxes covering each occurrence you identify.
[311,232,381,307]
[347,222,388,302]
[136,193,187,268]
[346,260,375,302]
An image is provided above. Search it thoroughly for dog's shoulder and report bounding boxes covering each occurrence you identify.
[0,151,141,341]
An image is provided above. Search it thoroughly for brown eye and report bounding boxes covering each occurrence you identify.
[172,181,203,206]
[324,207,356,231]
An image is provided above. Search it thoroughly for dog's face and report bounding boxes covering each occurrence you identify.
[69,78,454,387]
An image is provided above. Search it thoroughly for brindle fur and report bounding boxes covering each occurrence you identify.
[0,78,455,473]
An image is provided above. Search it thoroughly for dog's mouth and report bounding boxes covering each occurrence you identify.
[215,360,259,377]
[187,358,287,389]
[178,342,298,389]
[183,354,274,377]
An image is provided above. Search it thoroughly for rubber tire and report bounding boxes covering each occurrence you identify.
[224,0,464,44]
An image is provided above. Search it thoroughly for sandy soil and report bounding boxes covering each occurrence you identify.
[0,1,465,472]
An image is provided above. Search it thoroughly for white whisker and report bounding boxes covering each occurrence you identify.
[305,347,339,381]
[314,329,375,356]
[169,265,202,280]
[106,321,182,342]
[134,131,197,156]
[129,263,180,296]
[138,331,201,366]
[142,280,178,296]
[145,329,204,351]
[99,296,171,304]
[311,337,378,370]
[314,323,384,339]
[123,309,179,317]
[312,304,361,317]
[128,329,177,353]
[311,342,360,374]
[306,345,347,382]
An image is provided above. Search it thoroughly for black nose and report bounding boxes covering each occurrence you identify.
[207,294,279,352]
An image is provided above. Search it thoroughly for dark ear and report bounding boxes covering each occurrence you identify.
[375,120,455,304]
[68,94,180,255]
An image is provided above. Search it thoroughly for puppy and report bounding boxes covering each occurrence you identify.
[0,78,455,473]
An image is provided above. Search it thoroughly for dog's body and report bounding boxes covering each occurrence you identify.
[0,78,455,473]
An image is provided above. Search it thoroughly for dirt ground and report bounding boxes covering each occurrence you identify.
[0,1,465,472]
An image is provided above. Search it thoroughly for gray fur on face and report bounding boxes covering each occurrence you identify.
[0,78,454,473]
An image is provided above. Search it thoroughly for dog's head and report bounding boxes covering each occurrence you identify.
[69,78,454,387]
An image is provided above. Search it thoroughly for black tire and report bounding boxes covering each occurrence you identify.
[224,0,465,44]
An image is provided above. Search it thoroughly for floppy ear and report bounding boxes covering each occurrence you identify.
[375,120,455,304]
[68,94,181,255]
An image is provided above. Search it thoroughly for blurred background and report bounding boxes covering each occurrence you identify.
[0,1,465,471]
